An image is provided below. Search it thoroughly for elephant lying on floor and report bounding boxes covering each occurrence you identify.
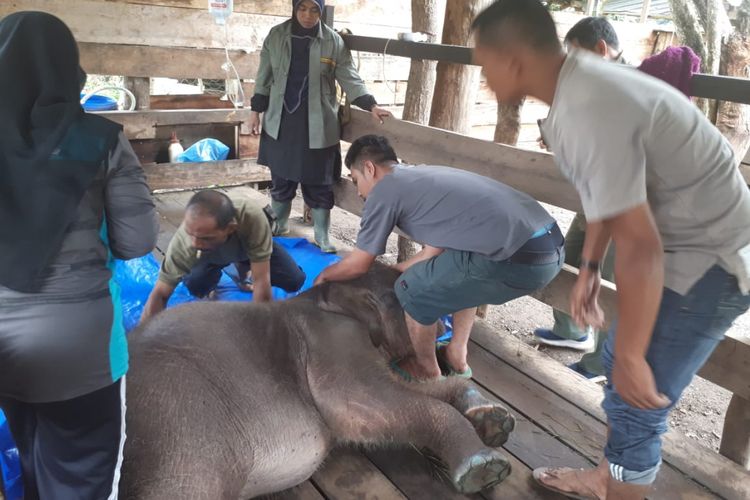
[120,266,516,499]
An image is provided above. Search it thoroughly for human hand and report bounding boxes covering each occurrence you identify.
[249,111,262,136]
[570,268,605,329]
[612,354,671,409]
[537,136,548,150]
[371,106,391,125]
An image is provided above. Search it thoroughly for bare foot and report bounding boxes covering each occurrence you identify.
[397,356,442,380]
[442,343,469,373]
[534,466,608,500]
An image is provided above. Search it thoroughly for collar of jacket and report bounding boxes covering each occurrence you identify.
[279,18,324,39]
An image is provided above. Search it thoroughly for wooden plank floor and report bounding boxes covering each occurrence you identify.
[151,187,748,500]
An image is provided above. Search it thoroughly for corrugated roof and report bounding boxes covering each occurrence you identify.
[603,0,672,18]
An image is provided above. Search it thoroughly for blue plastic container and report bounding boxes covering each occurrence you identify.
[80,93,118,112]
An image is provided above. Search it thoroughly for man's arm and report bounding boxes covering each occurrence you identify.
[314,249,376,285]
[250,260,273,302]
[606,203,669,409]
[393,245,444,273]
[141,280,176,323]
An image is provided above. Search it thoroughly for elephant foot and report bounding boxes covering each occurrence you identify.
[451,449,512,494]
[464,404,516,447]
[455,387,515,447]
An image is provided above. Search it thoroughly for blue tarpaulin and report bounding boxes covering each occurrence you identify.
[0,410,22,500]
[116,237,341,331]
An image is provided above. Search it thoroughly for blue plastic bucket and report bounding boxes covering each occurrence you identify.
[80,93,118,112]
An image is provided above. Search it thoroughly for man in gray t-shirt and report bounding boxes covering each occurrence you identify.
[315,135,564,381]
[473,1,750,497]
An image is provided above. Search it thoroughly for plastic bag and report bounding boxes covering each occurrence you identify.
[0,410,22,500]
[176,138,230,163]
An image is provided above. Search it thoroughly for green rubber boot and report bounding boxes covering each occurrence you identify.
[271,200,291,236]
[311,208,337,253]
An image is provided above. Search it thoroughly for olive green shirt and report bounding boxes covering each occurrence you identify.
[255,19,369,149]
[158,198,273,286]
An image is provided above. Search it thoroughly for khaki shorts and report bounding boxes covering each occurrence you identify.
[393,248,563,325]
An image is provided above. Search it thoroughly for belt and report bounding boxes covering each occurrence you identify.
[508,223,564,265]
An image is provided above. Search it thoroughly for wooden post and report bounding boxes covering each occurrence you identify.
[428,0,490,135]
[322,5,335,28]
[720,395,750,469]
[715,33,750,160]
[640,0,652,23]
[398,0,446,262]
[124,76,151,110]
[585,0,597,16]
[476,97,526,319]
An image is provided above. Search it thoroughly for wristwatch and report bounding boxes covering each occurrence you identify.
[580,259,600,272]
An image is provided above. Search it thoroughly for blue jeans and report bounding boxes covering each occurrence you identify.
[601,265,750,484]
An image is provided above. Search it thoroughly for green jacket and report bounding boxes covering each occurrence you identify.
[255,20,370,149]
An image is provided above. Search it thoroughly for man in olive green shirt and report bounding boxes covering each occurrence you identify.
[140,190,306,322]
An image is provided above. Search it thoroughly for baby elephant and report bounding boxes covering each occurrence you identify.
[120,266,516,499]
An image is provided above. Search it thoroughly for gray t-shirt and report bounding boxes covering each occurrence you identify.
[356,165,554,261]
[542,50,750,294]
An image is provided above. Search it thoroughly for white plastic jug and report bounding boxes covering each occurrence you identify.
[208,0,233,25]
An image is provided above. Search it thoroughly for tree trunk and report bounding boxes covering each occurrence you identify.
[403,0,445,125]
[123,76,151,110]
[494,99,525,145]
[716,33,750,160]
[429,0,489,134]
[398,0,446,262]
[668,0,726,117]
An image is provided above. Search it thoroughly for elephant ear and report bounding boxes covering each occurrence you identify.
[315,281,404,350]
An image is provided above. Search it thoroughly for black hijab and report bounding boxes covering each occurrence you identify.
[284,0,325,113]
[0,12,121,292]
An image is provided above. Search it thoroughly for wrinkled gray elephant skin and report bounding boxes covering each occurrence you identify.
[120,266,515,499]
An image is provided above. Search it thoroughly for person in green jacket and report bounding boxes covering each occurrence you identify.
[248,0,391,253]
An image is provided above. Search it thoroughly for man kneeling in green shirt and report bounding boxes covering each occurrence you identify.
[141,190,306,323]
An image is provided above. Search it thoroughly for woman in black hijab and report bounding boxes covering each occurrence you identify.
[249,0,390,253]
[0,12,157,499]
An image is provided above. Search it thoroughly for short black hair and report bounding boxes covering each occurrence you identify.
[186,190,236,229]
[345,135,398,171]
[564,17,619,51]
[472,0,561,52]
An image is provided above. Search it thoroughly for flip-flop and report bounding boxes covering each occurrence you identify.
[531,467,602,500]
[389,359,446,383]
[435,346,473,379]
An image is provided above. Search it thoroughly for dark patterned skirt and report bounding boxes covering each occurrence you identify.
[258,101,341,185]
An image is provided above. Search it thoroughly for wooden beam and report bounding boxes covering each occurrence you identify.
[343,109,582,211]
[79,43,259,81]
[143,159,271,191]
[0,0,271,50]
[94,109,253,140]
[342,35,750,106]
[720,395,750,469]
[640,0,653,23]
